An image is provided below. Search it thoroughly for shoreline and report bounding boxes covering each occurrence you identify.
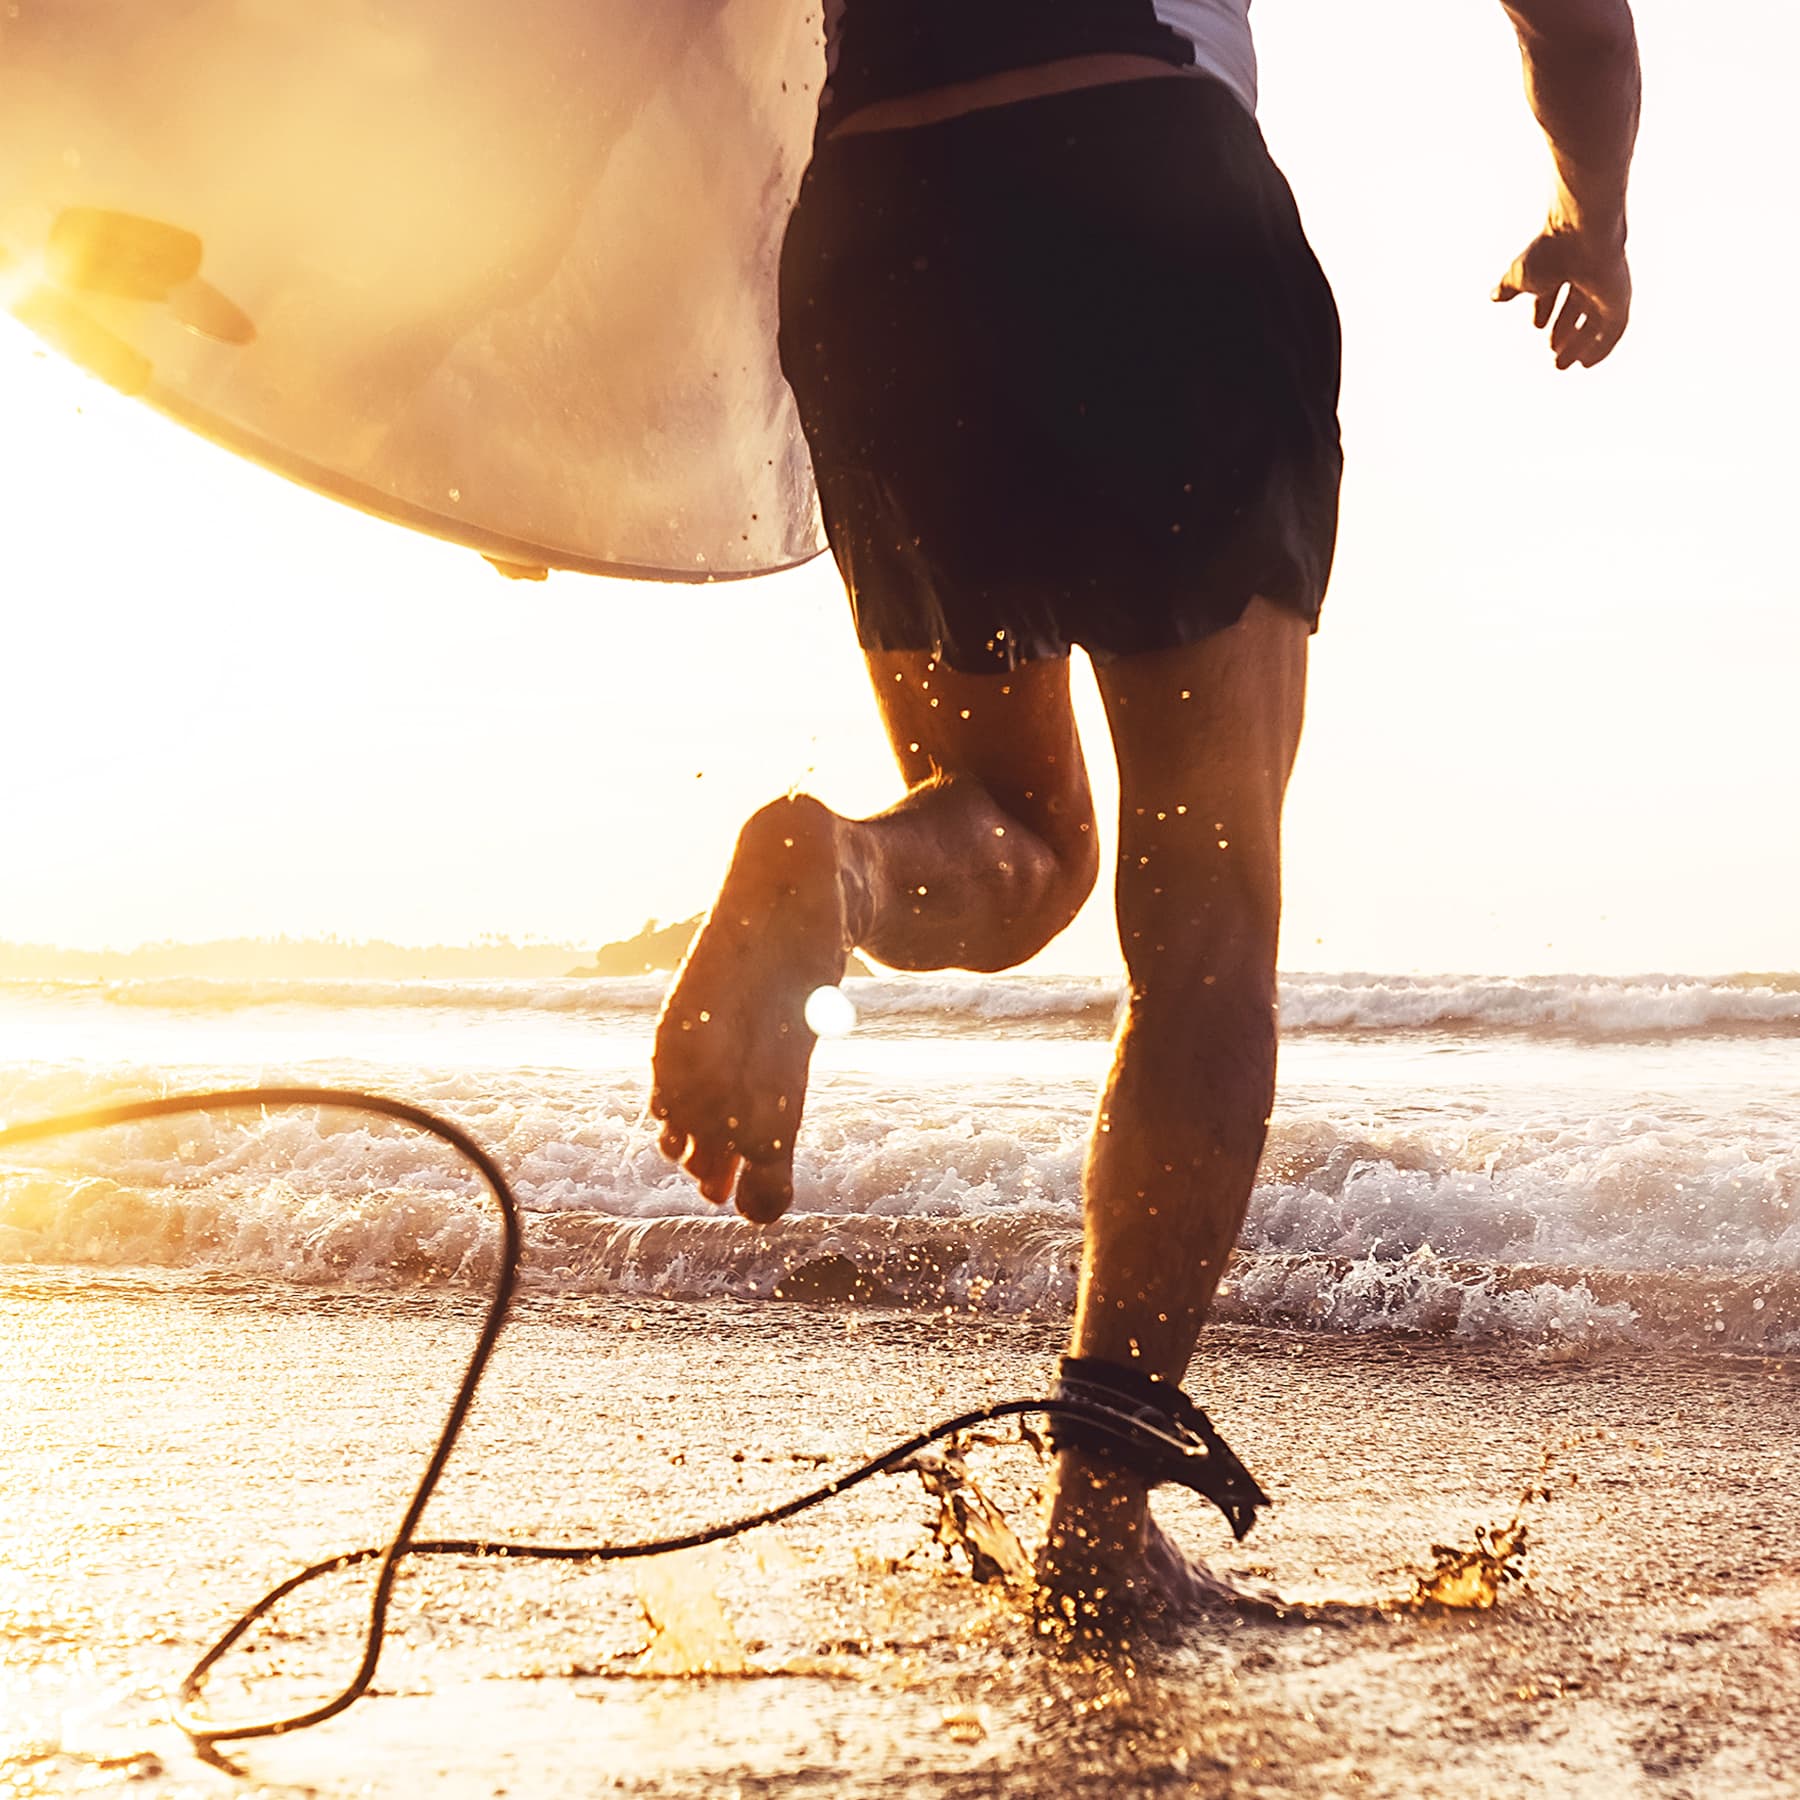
[533,1211,1800,1356]
[6,1285,1798,1796]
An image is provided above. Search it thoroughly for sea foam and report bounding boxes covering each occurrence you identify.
[14,970,1796,1040]
[4,1057,1794,1353]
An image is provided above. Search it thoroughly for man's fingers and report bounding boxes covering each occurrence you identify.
[1576,323,1620,368]
[1550,287,1620,368]
[1493,268,1570,334]
[1497,222,1631,367]
[1555,313,1594,370]
[658,1120,687,1162]
[1501,271,1625,369]
[1549,288,1585,359]
[1495,237,1559,324]
[1563,309,1621,370]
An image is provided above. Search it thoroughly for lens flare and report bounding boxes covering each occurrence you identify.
[803,984,857,1038]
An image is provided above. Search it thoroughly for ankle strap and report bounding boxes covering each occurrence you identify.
[1044,1356,1270,1542]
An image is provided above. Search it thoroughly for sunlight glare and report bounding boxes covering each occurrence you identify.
[0,248,46,314]
[804,985,857,1039]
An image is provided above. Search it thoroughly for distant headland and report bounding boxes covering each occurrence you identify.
[572,917,875,979]
[0,926,874,982]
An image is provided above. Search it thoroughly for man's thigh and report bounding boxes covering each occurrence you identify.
[1094,598,1310,965]
[864,650,1096,868]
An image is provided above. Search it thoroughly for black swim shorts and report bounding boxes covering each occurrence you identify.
[777,75,1343,673]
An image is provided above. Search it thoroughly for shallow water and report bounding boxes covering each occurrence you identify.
[2,973,1795,1352]
[4,970,1799,1791]
[5,1285,1798,1797]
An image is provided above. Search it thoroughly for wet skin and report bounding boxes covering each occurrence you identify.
[650,652,1099,1223]
[653,601,1308,1606]
[653,0,1640,1616]
[650,796,853,1224]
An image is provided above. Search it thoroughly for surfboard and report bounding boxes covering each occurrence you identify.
[0,0,827,580]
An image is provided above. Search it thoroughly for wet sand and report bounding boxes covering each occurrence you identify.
[5,1277,1798,1797]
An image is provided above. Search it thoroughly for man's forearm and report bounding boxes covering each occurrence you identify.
[1503,1,1641,237]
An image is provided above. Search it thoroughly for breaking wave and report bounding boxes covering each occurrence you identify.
[8,970,1796,1041]
[3,1061,1794,1354]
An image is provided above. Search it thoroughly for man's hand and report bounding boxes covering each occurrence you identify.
[1494,207,1632,369]
[1496,0,1640,370]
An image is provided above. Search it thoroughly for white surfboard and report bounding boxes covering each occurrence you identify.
[0,0,827,580]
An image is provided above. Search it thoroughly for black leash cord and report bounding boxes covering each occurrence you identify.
[0,1086,517,1744]
[0,1086,1197,1747]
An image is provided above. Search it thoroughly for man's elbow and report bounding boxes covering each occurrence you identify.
[1504,0,1639,65]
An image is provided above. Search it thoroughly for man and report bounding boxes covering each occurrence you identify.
[651,0,1640,1614]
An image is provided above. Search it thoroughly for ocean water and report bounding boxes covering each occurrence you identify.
[7,970,1800,1796]
[2,969,1795,1354]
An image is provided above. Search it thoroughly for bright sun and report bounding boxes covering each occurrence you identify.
[2,0,1797,976]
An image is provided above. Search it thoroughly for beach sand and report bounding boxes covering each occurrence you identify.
[5,1277,1798,1797]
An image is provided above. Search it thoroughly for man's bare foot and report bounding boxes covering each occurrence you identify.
[1034,1451,1266,1639]
[650,795,855,1222]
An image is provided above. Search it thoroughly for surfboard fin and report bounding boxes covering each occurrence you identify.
[1045,1356,1271,1543]
[48,207,202,300]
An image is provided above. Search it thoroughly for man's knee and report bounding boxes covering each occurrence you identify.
[963,816,1099,970]
[1050,821,1103,929]
[1115,869,1282,1093]
[1112,962,1280,1160]
[1115,839,1282,985]
[1123,944,1279,1054]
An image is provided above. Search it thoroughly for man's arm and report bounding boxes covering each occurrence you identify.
[1493,0,1642,369]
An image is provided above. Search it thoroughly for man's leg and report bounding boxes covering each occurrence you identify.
[1039,597,1309,1604]
[651,651,1100,1221]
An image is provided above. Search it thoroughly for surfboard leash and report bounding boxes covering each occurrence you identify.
[0,1086,1266,1747]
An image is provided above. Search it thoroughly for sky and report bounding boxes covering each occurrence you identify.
[1,0,1794,976]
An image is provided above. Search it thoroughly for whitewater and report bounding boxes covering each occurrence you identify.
[1,970,1795,1354]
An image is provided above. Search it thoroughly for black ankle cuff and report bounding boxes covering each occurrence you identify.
[1043,1356,1271,1543]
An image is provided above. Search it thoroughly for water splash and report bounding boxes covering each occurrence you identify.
[1408,1430,1627,1610]
[1408,1513,1533,1610]
[906,1432,1550,1622]
[903,1437,1033,1588]
[631,1546,748,1676]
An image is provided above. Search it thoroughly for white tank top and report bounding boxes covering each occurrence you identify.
[1155,0,1258,115]
[822,0,1259,122]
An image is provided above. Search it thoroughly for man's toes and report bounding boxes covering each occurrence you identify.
[734,1158,794,1224]
[683,1137,744,1205]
